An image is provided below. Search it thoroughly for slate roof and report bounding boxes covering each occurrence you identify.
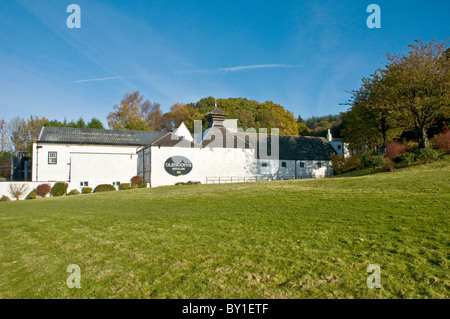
[206,106,228,118]
[152,133,199,148]
[265,135,336,161]
[202,126,251,149]
[38,126,166,146]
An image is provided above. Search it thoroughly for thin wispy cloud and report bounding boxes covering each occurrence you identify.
[71,76,127,84]
[177,64,303,74]
[71,75,156,84]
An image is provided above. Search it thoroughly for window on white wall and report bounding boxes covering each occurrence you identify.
[80,181,88,187]
[261,162,268,167]
[299,162,304,168]
[48,152,57,164]
[317,162,322,168]
[281,162,286,168]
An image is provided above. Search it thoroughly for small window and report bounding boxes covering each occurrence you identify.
[80,181,88,187]
[317,162,322,168]
[48,152,57,164]
[299,162,304,168]
[281,162,286,168]
[113,182,121,187]
[261,162,268,167]
[337,145,341,150]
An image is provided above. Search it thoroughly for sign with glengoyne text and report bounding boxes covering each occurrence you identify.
[164,156,193,176]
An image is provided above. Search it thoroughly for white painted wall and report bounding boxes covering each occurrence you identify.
[258,159,333,180]
[144,144,333,187]
[29,140,334,192]
[32,143,140,191]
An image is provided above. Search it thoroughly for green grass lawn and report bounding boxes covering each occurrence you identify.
[0,157,449,299]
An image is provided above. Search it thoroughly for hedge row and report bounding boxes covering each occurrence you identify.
[6,177,149,202]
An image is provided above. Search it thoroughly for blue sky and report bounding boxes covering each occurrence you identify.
[0,0,449,126]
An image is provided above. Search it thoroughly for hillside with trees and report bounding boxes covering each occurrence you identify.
[106,94,300,136]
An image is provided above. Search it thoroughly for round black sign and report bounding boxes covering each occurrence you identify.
[164,156,193,176]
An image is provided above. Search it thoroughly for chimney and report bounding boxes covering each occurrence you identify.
[327,129,332,142]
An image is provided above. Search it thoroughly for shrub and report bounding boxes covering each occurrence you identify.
[436,130,450,152]
[131,184,139,189]
[175,181,202,186]
[0,195,11,202]
[385,142,407,160]
[344,154,363,172]
[120,183,131,190]
[394,152,416,165]
[405,141,419,152]
[81,187,92,194]
[138,179,148,188]
[331,154,346,175]
[51,182,68,197]
[9,183,30,200]
[93,184,116,193]
[131,175,142,187]
[414,148,438,162]
[26,190,37,200]
[331,154,363,175]
[363,153,384,168]
[382,157,395,171]
[36,183,51,197]
[68,189,80,196]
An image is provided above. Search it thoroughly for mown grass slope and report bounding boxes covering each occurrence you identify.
[0,157,449,299]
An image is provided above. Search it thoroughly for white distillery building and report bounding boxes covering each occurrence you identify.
[30,106,338,190]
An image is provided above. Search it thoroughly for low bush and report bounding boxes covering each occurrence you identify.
[331,154,346,175]
[51,182,68,197]
[382,157,395,171]
[436,130,450,152]
[0,195,11,202]
[36,183,51,197]
[68,189,80,196]
[9,183,30,200]
[414,148,438,162]
[175,181,202,186]
[93,184,116,193]
[131,184,139,189]
[331,154,363,174]
[405,141,419,152]
[394,152,416,165]
[436,148,448,157]
[131,175,142,187]
[26,190,37,200]
[138,179,148,188]
[81,187,92,194]
[385,142,407,160]
[120,183,131,190]
[362,153,384,168]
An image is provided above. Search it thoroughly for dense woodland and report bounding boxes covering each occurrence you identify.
[1,39,449,162]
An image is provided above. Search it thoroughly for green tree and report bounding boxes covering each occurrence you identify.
[385,39,450,148]
[86,118,105,129]
[0,119,11,152]
[8,117,31,152]
[76,117,86,128]
[107,91,153,131]
[342,71,401,149]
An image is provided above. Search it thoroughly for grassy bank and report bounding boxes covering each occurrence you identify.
[0,157,449,298]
